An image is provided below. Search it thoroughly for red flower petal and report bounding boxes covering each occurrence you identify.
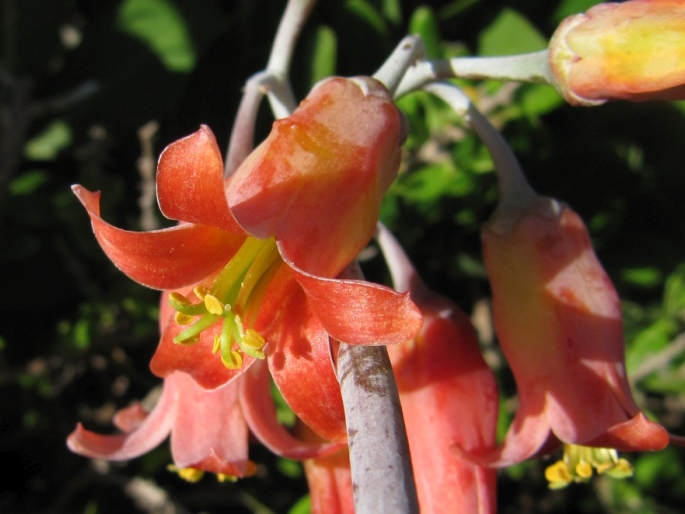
[67,377,176,460]
[72,185,243,290]
[258,266,347,442]
[227,77,402,278]
[240,359,344,459]
[285,251,423,346]
[169,372,249,476]
[156,125,242,233]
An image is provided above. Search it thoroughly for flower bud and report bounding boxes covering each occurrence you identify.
[549,0,685,106]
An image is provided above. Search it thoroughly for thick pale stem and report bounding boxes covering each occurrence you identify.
[336,263,418,514]
[373,35,424,96]
[424,82,536,212]
[225,71,272,177]
[396,50,552,98]
[225,0,317,174]
[265,0,318,117]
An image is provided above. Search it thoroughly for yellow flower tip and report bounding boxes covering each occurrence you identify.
[167,465,204,483]
[221,349,243,370]
[216,473,238,483]
[545,461,573,489]
[242,328,266,351]
[174,334,200,346]
[606,458,634,480]
[575,460,593,479]
[193,286,209,301]
[174,312,194,325]
[168,292,192,308]
[203,293,227,316]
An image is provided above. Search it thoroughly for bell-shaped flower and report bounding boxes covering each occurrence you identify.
[475,192,670,467]
[68,293,342,478]
[548,0,685,106]
[72,76,422,444]
[376,224,498,514]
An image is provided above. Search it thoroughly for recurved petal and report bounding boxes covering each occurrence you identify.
[72,185,243,290]
[240,359,345,459]
[285,251,423,346]
[67,375,177,460]
[587,412,669,452]
[169,372,249,476]
[156,125,242,233]
[458,392,552,468]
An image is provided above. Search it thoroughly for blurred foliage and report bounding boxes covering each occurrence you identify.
[1,0,685,513]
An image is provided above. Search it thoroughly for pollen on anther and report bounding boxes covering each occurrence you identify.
[204,294,226,315]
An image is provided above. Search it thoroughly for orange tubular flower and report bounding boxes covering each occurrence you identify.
[548,0,685,106]
[475,194,669,468]
[377,224,498,514]
[71,76,422,444]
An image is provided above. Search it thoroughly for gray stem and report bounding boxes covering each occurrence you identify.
[335,262,418,514]
[337,343,419,514]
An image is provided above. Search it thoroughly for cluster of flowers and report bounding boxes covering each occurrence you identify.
[68,1,685,512]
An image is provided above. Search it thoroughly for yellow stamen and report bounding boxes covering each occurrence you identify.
[544,444,634,489]
[204,294,227,316]
[168,465,204,483]
[174,312,195,325]
[168,237,279,369]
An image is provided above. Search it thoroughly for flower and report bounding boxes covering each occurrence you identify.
[72,76,422,443]
[474,194,669,468]
[376,224,499,514]
[297,422,354,514]
[68,293,342,478]
[548,0,685,106]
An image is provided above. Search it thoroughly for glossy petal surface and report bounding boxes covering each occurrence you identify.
[72,185,241,290]
[480,199,668,464]
[227,77,402,278]
[549,0,685,104]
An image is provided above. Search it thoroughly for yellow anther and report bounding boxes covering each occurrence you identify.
[242,329,266,351]
[216,473,238,483]
[545,444,634,489]
[169,292,192,308]
[204,294,226,315]
[221,349,243,369]
[168,465,204,483]
[607,458,633,479]
[575,460,593,479]
[176,334,200,346]
[193,286,209,300]
[545,461,573,489]
[175,312,195,325]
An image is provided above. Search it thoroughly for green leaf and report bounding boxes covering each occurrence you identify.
[664,264,685,315]
[24,120,72,160]
[345,0,388,35]
[478,9,547,56]
[408,7,441,59]
[620,267,663,289]
[9,169,50,195]
[553,0,601,23]
[288,495,311,514]
[310,25,337,85]
[117,0,196,72]
[382,0,402,25]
